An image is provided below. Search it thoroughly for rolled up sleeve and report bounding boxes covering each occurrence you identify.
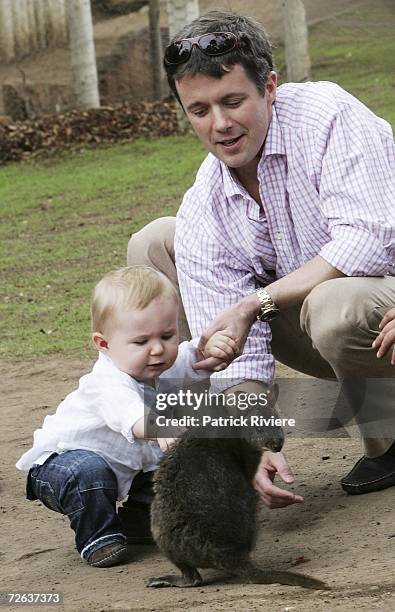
[318,106,395,276]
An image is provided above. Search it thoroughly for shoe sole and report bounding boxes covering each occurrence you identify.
[341,473,395,495]
[89,545,128,568]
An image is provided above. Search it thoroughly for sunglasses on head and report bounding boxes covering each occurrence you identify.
[164,32,244,65]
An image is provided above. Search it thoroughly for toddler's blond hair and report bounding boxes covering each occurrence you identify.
[91,266,178,333]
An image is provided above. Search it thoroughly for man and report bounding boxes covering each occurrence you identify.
[127,11,395,509]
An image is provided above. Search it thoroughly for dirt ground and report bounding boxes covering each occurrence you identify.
[1,357,394,612]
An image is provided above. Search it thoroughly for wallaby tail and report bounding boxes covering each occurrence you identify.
[234,560,328,590]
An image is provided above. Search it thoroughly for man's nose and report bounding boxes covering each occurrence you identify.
[212,107,233,132]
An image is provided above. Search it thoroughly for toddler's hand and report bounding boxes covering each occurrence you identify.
[157,437,177,452]
[194,328,238,372]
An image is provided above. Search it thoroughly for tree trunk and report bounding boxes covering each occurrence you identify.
[12,0,31,58]
[66,0,100,109]
[26,0,38,51]
[47,0,68,45]
[166,0,199,37]
[148,0,165,100]
[281,0,310,82]
[0,0,15,61]
[165,0,199,129]
[34,0,47,49]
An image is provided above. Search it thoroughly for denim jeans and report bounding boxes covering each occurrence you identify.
[27,449,127,560]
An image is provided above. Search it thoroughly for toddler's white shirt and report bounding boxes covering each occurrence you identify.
[16,339,206,499]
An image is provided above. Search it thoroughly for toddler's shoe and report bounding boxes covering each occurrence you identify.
[87,542,128,568]
[118,500,155,545]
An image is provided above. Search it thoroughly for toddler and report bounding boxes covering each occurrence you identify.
[16,266,236,568]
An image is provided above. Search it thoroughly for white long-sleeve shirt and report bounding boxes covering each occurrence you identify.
[16,340,206,499]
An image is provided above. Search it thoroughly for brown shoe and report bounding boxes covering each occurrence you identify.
[87,542,128,568]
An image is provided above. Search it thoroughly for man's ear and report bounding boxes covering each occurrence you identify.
[92,332,109,351]
[266,71,277,102]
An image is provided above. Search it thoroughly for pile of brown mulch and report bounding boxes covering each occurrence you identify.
[0,99,180,164]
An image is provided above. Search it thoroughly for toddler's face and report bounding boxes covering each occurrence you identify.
[103,294,180,380]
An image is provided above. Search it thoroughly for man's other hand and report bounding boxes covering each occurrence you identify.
[373,307,395,365]
[253,450,304,509]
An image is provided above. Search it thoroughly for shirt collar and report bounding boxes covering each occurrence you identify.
[221,161,243,199]
[262,103,286,157]
[220,103,285,199]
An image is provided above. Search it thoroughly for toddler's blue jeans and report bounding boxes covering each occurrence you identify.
[27,449,127,561]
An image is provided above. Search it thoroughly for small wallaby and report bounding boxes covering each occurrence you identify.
[147,391,327,590]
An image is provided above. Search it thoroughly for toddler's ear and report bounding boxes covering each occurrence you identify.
[92,332,108,351]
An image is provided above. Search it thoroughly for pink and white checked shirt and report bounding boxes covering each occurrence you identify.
[175,81,395,385]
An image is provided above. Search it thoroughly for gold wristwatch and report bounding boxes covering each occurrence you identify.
[255,288,280,322]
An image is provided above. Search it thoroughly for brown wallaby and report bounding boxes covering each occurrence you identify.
[147,391,327,590]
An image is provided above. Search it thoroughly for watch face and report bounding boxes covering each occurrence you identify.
[261,308,280,322]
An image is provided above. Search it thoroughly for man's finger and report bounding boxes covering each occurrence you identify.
[260,494,304,509]
[197,333,210,352]
[254,481,304,507]
[198,327,222,351]
[379,308,395,329]
[372,333,383,349]
[215,341,236,356]
[267,453,295,484]
[376,331,395,357]
[210,345,236,359]
[377,320,395,337]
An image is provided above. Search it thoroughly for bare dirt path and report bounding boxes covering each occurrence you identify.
[1,357,394,611]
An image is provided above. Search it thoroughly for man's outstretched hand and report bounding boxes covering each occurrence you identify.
[254,450,304,509]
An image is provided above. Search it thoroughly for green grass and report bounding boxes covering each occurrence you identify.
[1,2,394,360]
[0,137,206,359]
[275,2,395,125]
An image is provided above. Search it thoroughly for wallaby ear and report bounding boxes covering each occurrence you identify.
[92,332,108,351]
[268,383,279,406]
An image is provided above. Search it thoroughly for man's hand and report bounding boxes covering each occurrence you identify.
[195,297,258,369]
[194,328,238,371]
[253,450,304,509]
[372,307,395,365]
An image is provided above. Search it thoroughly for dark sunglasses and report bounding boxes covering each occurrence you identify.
[164,32,243,65]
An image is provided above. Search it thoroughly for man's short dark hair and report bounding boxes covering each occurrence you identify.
[164,11,274,105]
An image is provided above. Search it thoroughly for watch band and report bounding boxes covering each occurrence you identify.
[255,288,280,322]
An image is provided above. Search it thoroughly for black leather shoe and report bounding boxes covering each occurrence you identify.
[341,442,395,495]
[118,500,155,545]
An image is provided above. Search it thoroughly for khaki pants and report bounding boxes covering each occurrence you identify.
[127,217,395,458]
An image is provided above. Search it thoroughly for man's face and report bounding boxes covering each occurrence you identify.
[176,64,277,175]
